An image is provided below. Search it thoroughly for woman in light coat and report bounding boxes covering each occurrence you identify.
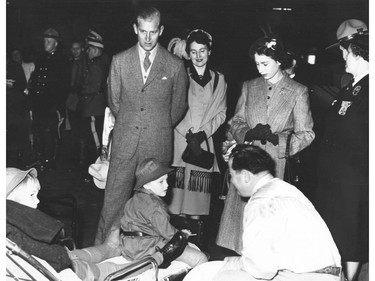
[217,36,315,253]
[168,29,227,219]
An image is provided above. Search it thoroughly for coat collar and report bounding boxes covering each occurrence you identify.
[129,45,144,84]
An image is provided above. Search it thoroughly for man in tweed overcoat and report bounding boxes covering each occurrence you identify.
[95,7,188,244]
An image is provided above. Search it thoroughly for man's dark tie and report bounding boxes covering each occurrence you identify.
[144,51,151,71]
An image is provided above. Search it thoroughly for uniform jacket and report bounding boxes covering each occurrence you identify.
[317,75,369,185]
[70,55,86,91]
[6,200,71,272]
[28,50,70,116]
[173,69,227,171]
[120,190,177,260]
[80,53,110,117]
[107,44,188,161]
[229,74,315,178]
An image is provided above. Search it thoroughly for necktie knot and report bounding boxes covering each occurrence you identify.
[144,51,151,71]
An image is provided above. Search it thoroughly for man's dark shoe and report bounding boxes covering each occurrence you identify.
[156,231,187,268]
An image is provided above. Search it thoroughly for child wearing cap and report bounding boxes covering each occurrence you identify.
[6,167,72,272]
[71,158,208,280]
[119,158,208,268]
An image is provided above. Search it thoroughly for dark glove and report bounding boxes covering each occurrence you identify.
[244,124,272,143]
[267,134,279,146]
[186,131,207,144]
[193,131,207,144]
[100,145,109,161]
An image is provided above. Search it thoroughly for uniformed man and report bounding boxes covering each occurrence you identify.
[28,28,70,170]
[78,29,110,175]
[66,41,86,163]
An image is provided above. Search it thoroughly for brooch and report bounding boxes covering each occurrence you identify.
[338,101,352,115]
[266,39,277,50]
[352,85,361,96]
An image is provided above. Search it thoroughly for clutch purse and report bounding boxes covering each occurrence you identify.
[284,131,301,184]
[182,135,214,170]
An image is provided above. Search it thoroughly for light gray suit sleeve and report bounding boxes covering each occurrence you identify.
[277,87,315,157]
[288,88,315,156]
[228,82,251,144]
[107,55,121,118]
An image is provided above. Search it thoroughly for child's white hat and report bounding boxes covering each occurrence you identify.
[6,168,37,197]
[88,157,109,189]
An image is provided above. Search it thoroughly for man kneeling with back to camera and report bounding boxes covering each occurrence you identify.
[184,144,343,281]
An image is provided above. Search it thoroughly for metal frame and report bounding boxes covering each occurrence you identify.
[6,238,60,281]
[104,256,158,281]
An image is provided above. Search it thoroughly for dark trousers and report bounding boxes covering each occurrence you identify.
[32,110,60,161]
[78,115,104,167]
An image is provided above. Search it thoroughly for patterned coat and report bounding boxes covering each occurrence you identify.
[229,74,315,178]
[108,44,188,161]
[217,74,315,253]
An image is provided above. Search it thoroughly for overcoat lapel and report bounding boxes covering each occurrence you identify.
[267,76,298,128]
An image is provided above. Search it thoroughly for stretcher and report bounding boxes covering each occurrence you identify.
[6,238,190,281]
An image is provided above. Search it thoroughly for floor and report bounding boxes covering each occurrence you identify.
[6,127,369,280]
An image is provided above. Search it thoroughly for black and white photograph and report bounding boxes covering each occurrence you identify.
[6,0,370,280]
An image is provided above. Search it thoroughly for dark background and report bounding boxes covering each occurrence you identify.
[6,0,369,119]
[7,0,369,64]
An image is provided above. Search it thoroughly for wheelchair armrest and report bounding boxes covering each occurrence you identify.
[103,256,158,281]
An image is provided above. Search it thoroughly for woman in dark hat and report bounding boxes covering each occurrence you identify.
[314,20,369,281]
[216,35,315,253]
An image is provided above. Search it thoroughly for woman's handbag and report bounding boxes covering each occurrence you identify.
[284,132,301,184]
[182,134,214,170]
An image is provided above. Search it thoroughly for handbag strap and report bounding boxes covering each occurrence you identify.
[213,71,219,92]
[285,131,293,158]
[204,134,211,153]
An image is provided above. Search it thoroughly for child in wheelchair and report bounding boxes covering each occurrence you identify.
[6,160,207,281]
